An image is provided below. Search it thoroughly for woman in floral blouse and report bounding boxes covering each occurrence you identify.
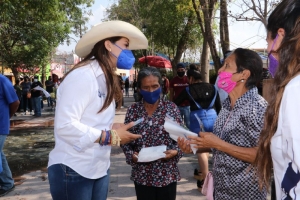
[121,67,183,200]
[178,48,268,199]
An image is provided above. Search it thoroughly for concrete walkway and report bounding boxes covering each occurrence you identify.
[4,91,207,200]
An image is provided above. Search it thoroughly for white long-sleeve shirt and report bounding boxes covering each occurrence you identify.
[48,60,115,179]
[271,74,300,199]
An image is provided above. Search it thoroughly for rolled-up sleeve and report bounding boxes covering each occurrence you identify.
[55,70,102,152]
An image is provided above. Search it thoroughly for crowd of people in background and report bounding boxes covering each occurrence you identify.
[11,75,59,117]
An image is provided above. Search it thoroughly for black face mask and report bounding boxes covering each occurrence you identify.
[177,71,185,77]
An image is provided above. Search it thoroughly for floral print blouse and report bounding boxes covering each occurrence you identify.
[121,100,183,187]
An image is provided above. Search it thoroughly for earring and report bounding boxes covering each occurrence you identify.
[241,79,244,82]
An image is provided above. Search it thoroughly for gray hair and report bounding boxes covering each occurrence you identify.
[137,67,162,89]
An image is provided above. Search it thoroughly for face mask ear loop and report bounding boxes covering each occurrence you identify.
[110,43,124,58]
[268,34,279,56]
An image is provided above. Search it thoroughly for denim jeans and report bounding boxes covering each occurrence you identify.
[47,97,53,107]
[0,135,14,190]
[178,106,190,129]
[22,94,32,112]
[32,96,41,116]
[48,164,110,200]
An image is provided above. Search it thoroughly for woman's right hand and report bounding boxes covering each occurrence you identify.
[177,137,192,154]
[132,152,139,163]
[115,122,141,145]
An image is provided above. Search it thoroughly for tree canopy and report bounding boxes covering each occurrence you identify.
[0,0,93,78]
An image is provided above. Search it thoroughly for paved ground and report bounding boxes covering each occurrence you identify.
[3,91,208,200]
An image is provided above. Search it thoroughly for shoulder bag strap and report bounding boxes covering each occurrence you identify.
[207,85,218,109]
[186,87,202,109]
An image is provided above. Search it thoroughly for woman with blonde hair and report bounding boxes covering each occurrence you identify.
[48,21,147,200]
[254,0,300,199]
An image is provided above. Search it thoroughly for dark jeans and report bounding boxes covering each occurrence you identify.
[134,181,177,200]
[47,97,53,107]
[48,164,109,200]
[21,94,32,112]
[178,106,190,129]
[32,96,41,116]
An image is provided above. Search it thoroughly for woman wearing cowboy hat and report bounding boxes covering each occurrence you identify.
[48,21,148,200]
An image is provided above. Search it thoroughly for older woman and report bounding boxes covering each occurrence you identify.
[178,48,268,199]
[48,21,147,200]
[254,1,300,199]
[121,67,183,200]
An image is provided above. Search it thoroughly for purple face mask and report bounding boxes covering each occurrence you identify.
[268,35,279,78]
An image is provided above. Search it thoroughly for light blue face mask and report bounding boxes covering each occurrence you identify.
[110,44,135,70]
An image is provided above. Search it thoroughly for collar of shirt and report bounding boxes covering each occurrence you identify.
[89,59,104,77]
[223,87,258,111]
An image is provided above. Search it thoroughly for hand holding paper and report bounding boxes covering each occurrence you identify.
[33,86,51,98]
[137,145,167,162]
[164,117,198,154]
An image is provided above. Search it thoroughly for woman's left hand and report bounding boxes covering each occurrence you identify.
[188,132,221,149]
[162,150,178,160]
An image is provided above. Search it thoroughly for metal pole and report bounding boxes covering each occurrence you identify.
[144,50,147,67]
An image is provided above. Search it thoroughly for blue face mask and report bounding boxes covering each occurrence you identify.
[140,87,161,104]
[110,44,135,70]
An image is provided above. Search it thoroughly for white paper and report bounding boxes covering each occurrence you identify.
[33,86,50,98]
[137,145,167,162]
[164,117,198,154]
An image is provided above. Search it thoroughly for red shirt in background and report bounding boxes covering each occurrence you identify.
[170,76,190,107]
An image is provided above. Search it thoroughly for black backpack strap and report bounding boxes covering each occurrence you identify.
[186,87,202,110]
[208,85,218,109]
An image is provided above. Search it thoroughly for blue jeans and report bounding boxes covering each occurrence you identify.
[47,97,53,107]
[178,106,190,129]
[32,96,41,116]
[0,135,14,190]
[48,164,110,200]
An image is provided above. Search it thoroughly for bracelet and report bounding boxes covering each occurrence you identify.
[99,131,104,146]
[110,129,121,146]
[104,130,110,145]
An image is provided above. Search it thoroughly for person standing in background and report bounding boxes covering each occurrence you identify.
[170,63,190,128]
[125,78,130,97]
[45,76,54,108]
[0,74,19,197]
[161,74,170,100]
[30,76,43,117]
[13,79,22,114]
[20,76,32,115]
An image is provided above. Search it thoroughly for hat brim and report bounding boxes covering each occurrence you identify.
[75,21,148,58]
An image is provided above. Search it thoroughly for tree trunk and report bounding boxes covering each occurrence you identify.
[199,0,221,71]
[41,64,46,87]
[220,0,230,56]
[200,37,209,83]
[171,15,193,76]
[10,65,19,80]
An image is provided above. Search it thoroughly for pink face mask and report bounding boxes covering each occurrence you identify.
[217,72,237,94]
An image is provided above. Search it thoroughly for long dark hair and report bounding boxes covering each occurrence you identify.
[254,0,300,189]
[62,37,123,112]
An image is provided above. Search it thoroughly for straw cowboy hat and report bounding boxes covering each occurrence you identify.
[75,20,148,57]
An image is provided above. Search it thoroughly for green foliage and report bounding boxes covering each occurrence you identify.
[105,0,203,60]
[0,0,93,77]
